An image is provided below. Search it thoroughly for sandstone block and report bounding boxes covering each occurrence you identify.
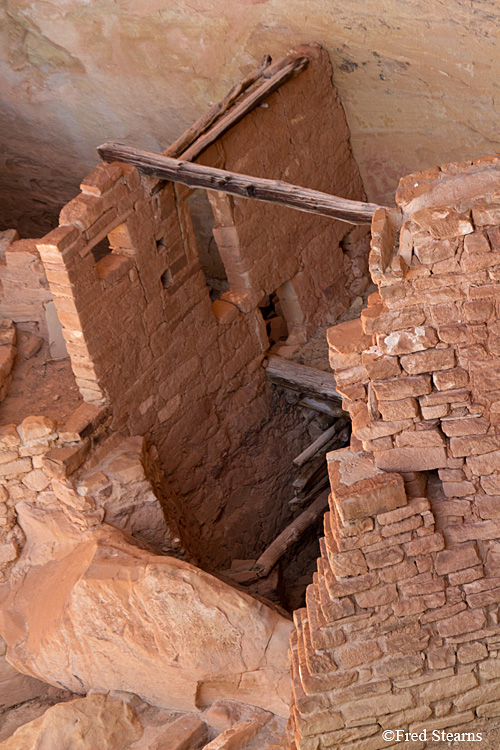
[436,608,486,637]
[0,457,32,478]
[355,583,398,608]
[463,231,491,253]
[352,407,412,441]
[294,708,344,738]
[481,475,500,495]
[467,450,500,478]
[466,586,500,608]
[337,641,383,669]
[374,447,447,472]
[479,658,500,681]
[409,711,474,735]
[340,690,414,722]
[420,672,477,704]
[377,327,438,356]
[372,374,431,402]
[329,549,368,578]
[378,398,419,421]
[448,566,484,586]
[400,347,455,375]
[413,237,458,264]
[458,643,488,664]
[461,251,500,272]
[421,404,449,419]
[379,559,418,583]
[59,403,109,442]
[477,494,500,519]
[419,388,470,406]
[440,416,488,437]
[441,481,475,498]
[477,701,500,718]
[364,546,404,570]
[21,468,51,492]
[327,319,373,354]
[154,714,210,750]
[361,305,426,335]
[377,498,430,525]
[398,573,445,598]
[42,441,90,478]
[412,207,473,239]
[427,647,456,670]
[463,298,494,322]
[450,434,500,458]
[433,368,468,392]
[333,472,407,523]
[0,425,20,448]
[435,544,480,575]
[455,680,500,711]
[80,163,124,196]
[361,349,400,379]
[405,532,444,557]
[445,519,500,544]
[395,428,444,448]
[380,515,422,537]
[17,415,57,443]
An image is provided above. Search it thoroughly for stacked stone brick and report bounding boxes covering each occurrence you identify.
[0,404,110,580]
[289,156,500,749]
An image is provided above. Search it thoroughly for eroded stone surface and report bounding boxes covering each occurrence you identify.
[0,694,143,750]
[0,505,292,717]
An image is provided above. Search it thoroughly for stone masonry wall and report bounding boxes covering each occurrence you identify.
[32,49,367,568]
[288,155,500,749]
[0,401,184,583]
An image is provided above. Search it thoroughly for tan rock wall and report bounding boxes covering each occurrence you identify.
[0,506,293,717]
[2,1,500,236]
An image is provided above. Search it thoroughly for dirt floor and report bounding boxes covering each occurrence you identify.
[0,340,82,426]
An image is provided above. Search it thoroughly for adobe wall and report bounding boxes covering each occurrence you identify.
[289,156,500,749]
[198,44,368,341]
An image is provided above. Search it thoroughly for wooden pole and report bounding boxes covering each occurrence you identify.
[98,143,383,225]
[293,418,348,467]
[253,490,330,578]
[164,54,273,159]
[179,55,309,162]
[264,355,342,401]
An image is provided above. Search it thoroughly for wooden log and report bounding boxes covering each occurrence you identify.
[293,418,348,467]
[298,397,345,418]
[164,54,272,159]
[265,355,342,401]
[292,453,328,495]
[254,489,330,578]
[97,143,384,225]
[179,55,309,162]
[288,475,330,511]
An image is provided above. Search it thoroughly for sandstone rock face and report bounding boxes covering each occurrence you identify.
[0,694,143,750]
[2,0,500,234]
[0,505,292,716]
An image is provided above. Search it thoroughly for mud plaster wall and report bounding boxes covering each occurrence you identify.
[199,45,366,338]
[2,0,500,237]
